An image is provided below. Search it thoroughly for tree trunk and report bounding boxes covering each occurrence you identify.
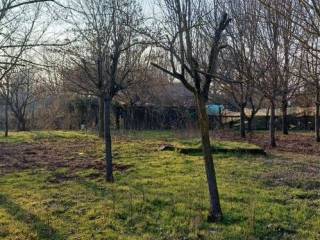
[115,114,120,130]
[247,117,253,132]
[114,107,120,130]
[21,119,26,131]
[304,114,308,130]
[315,88,320,142]
[218,107,223,129]
[196,94,222,222]
[104,96,114,182]
[98,95,104,138]
[265,107,270,130]
[316,103,320,142]
[270,101,276,147]
[282,100,289,135]
[240,105,246,138]
[17,117,26,131]
[4,95,8,137]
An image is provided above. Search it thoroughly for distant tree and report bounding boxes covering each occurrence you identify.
[255,0,284,147]
[6,67,38,131]
[294,1,320,142]
[0,0,58,136]
[299,42,320,142]
[275,0,301,135]
[223,0,265,137]
[260,0,320,141]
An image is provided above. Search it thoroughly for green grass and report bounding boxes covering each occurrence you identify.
[0,131,98,144]
[0,131,319,239]
[176,139,262,150]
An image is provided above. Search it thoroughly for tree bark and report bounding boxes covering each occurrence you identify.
[114,106,120,130]
[240,104,246,138]
[98,95,104,138]
[315,87,320,142]
[22,119,26,131]
[304,114,308,130]
[247,117,253,132]
[104,96,114,182]
[196,94,222,222]
[316,103,320,142]
[115,114,120,130]
[282,100,289,135]
[4,95,8,137]
[270,101,276,147]
[17,116,26,131]
[265,107,270,130]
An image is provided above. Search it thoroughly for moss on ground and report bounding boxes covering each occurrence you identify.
[0,131,319,239]
[172,139,266,155]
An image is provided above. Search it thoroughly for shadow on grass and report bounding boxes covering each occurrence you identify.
[218,213,297,239]
[0,194,64,240]
[184,151,266,159]
[220,213,246,226]
[179,147,267,156]
[76,177,108,198]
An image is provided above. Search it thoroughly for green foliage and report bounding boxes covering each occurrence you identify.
[0,131,319,239]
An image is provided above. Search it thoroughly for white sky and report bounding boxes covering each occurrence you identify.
[45,0,158,41]
[142,0,156,15]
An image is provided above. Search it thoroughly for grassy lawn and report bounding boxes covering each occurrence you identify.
[0,131,319,239]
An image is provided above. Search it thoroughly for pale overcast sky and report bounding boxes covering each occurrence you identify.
[142,0,157,16]
[41,0,160,45]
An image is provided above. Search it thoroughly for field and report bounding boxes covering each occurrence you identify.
[0,131,319,240]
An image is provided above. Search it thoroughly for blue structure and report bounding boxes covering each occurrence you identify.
[206,104,224,116]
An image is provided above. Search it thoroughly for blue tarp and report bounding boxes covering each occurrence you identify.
[206,104,224,116]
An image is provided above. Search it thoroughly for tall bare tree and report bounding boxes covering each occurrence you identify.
[299,42,320,142]
[61,0,145,182]
[294,0,320,141]
[260,0,320,141]
[276,0,301,135]
[150,0,230,222]
[223,0,265,137]
[255,0,285,147]
[0,0,58,136]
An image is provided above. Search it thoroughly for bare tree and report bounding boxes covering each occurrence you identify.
[275,0,301,135]
[298,42,320,142]
[255,0,286,147]
[5,66,39,130]
[150,0,230,222]
[260,0,320,141]
[61,0,145,182]
[223,0,265,137]
[0,0,59,136]
[294,1,320,141]
[0,0,57,79]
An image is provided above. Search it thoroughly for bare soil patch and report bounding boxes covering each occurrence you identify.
[209,130,320,190]
[258,152,320,190]
[0,140,131,175]
[212,130,320,156]
[261,166,320,190]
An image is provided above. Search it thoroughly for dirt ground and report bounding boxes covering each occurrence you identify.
[0,139,130,175]
[212,130,320,156]
[1,131,319,177]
